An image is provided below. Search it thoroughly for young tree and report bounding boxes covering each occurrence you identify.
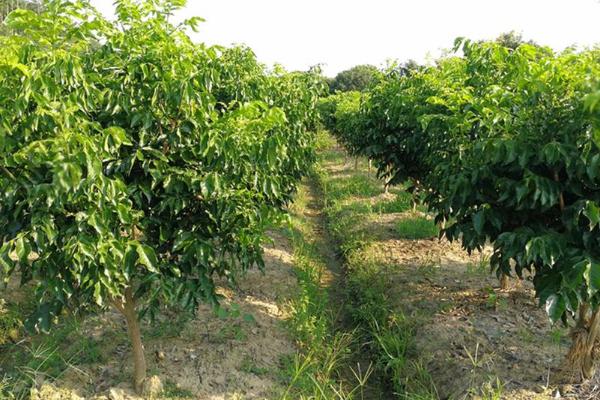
[0,0,321,393]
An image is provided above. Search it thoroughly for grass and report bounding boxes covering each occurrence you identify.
[466,253,491,277]
[395,216,439,240]
[240,356,270,376]
[373,193,413,214]
[480,379,504,400]
[0,299,25,346]
[0,316,114,398]
[322,174,383,204]
[282,179,360,399]
[315,136,438,399]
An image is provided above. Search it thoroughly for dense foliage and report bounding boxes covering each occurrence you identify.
[0,0,323,391]
[331,39,600,378]
[317,91,363,156]
[0,0,40,20]
[328,64,380,93]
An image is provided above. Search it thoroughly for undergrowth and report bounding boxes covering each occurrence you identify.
[282,151,369,399]
[316,137,439,399]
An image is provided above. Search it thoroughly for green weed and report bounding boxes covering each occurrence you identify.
[283,182,358,399]
[323,175,382,203]
[480,378,504,400]
[0,299,24,346]
[373,193,413,214]
[316,137,438,399]
[395,216,439,240]
[240,356,270,376]
[0,316,116,398]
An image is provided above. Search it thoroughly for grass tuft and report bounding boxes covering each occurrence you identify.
[395,216,439,240]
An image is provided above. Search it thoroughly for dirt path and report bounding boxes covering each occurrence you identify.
[295,175,384,398]
[300,179,345,321]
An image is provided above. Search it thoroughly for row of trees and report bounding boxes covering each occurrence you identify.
[0,0,324,393]
[322,40,600,381]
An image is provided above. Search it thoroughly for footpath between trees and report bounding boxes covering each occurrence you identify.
[310,135,572,400]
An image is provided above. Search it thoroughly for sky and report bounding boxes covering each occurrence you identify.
[90,0,600,77]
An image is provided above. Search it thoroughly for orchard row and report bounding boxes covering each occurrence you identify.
[320,40,600,380]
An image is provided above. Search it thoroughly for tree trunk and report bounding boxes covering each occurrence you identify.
[499,273,509,290]
[567,304,600,381]
[112,288,147,393]
[439,218,447,239]
[368,159,372,176]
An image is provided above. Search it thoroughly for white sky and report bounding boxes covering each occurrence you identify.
[90,0,600,77]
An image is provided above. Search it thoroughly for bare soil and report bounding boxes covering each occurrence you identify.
[371,237,562,399]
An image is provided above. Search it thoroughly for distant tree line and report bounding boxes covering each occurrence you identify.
[326,31,536,94]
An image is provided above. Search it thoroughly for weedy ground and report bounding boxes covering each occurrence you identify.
[0,134,585,399]
[315,135,570,400]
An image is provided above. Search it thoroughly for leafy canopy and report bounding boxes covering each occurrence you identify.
[334,38,600,325]
[0,0,324,332]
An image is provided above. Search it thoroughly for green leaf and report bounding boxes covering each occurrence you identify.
[216,306,228,319]
[584,260,600,297]
[104,127,132,152]
[545,294,566,323]
[123,244,137,277]
[15,236,32,265]
[0,243,15,280]
[136,243,159,273]
[472,210,485,235]
[117,204,133,225]
[94,282,104,306]
[584,202,600,230]
[88,213,106,235]
[243,313,256,323]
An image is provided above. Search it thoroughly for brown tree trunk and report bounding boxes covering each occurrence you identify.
[499,273,509,290]
[567,304,600,381]
[112,288,147,393]
[384,169,391,194]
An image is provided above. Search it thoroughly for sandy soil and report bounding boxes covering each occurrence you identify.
[370,237,563,399]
